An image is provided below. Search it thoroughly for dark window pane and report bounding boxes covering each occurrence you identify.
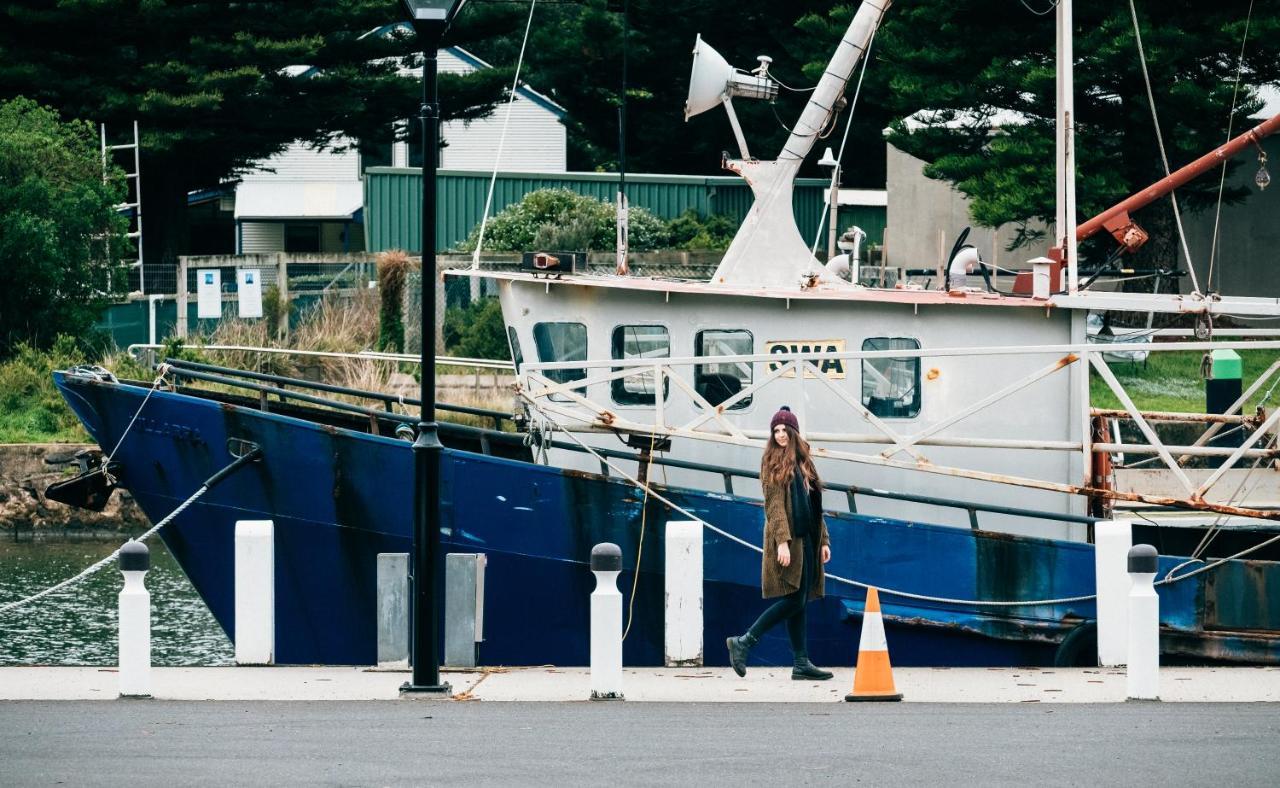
[694,329,752,409]
[611,325,670,405]
[284,224,321,253]
[533,322,587,397]
[359,138,392,174]
[507,326,524,373]
[862,337,921,418]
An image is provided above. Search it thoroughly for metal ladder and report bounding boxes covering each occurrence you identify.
[100,121,143,294]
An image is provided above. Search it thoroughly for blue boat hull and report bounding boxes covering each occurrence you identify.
[53,372,1280,667]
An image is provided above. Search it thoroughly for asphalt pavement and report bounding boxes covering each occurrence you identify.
[2,700,1277,786]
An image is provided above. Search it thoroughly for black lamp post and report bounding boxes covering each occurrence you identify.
[399,0,466,696]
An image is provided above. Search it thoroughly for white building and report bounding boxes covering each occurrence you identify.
[234,40,567,254]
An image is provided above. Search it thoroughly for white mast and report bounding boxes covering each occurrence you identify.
[1056,0,1078,293]
[710,0,891,287]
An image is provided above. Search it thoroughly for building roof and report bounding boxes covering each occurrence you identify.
[359,23,567,119]
[233,180,363,221]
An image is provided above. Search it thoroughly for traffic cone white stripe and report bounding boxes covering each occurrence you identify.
[860,610,888,652]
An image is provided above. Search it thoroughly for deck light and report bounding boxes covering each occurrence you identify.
[398,0,467,698]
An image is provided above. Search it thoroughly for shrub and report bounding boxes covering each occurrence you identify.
[666,209,738,250]
[0,336,90,442]
[376,249,410,352]
[458,188,670,252]
[0,98,129,358]
[443,298,510,360]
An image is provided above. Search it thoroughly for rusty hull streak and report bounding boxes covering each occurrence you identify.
[1083,485,1280,521]
[1091,408,1264,426]
[878,613,1068,646]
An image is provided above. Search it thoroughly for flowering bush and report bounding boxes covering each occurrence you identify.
[458,188,670,252]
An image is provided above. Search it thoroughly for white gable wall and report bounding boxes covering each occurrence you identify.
[232,45,567,253]
[240,141,359,182]
[393,48,567,173]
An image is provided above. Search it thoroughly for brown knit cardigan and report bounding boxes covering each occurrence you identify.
[760,474,830,600]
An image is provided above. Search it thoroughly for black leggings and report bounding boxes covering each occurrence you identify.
[746,538,816,658]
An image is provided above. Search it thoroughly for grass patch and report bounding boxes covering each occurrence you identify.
[1089,349,1280,413]
[0,338,146,443]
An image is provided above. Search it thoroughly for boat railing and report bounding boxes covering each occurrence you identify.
[160,357,515,431]
[141,357,1101,532]
[519,338,1280,522]
[127,343,515,371]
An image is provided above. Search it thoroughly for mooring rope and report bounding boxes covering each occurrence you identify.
[0,448,262,617]
[519,395,1101,607]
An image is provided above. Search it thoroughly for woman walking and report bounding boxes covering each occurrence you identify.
[726,406,833,680]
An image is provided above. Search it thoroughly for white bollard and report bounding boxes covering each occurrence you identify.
[1126,544,1160,701]
[1094,519,1133,666]
[664,521,703,667]
[235,520,275,665]
[589,543,624,701]
[118,541,152,698]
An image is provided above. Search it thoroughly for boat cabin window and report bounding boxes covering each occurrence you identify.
[611,325,670,406]
[533,322,588,396]
[861,337,920,419]
[695,329,753,409]
[507,326,524,373]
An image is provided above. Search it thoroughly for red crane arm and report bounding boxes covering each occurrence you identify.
[1075,113,1279,250]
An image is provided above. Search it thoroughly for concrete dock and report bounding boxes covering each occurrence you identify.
[3,665,1280,702]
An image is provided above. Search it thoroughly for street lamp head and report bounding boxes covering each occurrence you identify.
[400,0,467,38]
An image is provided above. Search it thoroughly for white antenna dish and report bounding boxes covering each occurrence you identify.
[685,35,735,121]
[683,34,779,159]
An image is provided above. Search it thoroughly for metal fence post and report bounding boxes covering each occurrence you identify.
[176,256,188,339]
[276,252,290,340]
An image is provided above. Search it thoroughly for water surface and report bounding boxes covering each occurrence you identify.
[0,534,233,666]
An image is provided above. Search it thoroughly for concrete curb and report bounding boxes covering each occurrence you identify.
[2,666,1279,702]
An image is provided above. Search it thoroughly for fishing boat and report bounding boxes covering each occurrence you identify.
[51,0,1280,667]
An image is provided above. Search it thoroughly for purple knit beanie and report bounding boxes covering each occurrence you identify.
[770,405,799,433]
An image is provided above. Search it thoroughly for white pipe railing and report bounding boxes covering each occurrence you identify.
[126,343,515,371]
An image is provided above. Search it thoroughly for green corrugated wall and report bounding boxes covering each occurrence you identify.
[364,168,884,252]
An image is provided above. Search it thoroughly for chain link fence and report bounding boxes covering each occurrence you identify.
[97,251,731,350]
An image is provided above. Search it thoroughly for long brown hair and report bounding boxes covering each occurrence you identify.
[761,425,821,491]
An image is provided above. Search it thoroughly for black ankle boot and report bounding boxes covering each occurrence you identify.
[792,657,834,681]
[726,635,755,677]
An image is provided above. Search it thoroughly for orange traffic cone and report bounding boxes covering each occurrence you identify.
[844,587,903,702]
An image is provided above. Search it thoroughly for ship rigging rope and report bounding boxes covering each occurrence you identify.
[1207,0,1256,295]
[1127,0,1202,296]
[808,25,877,258]
[0,449,262,617]
[470,0,539,268]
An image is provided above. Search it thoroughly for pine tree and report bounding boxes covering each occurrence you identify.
[800,0,1280,273]
[0,1,508,284]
